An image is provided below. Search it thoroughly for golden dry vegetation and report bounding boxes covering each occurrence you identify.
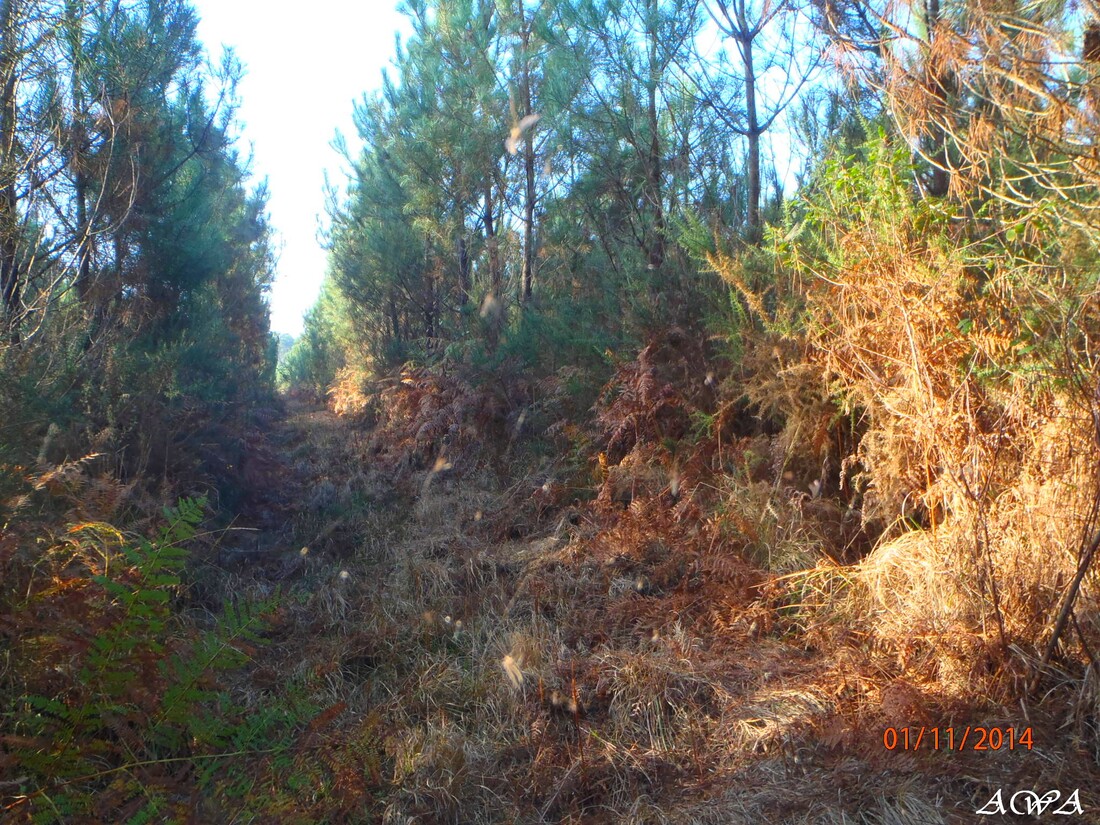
[6,0,1100,821]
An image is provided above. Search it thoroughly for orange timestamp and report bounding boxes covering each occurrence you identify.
[882,726,1034,752]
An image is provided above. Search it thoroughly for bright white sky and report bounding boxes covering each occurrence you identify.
[192,1,411,337]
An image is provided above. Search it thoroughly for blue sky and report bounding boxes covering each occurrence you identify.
[192,1,411,336]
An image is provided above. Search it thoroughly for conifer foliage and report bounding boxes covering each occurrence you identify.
[5,0,1100,819]
[0,2,279,822]
[0,0,276,479]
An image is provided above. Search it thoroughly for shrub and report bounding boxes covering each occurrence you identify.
[1,498,277,823]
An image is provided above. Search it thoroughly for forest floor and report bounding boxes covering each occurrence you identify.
[213,397,1100,824]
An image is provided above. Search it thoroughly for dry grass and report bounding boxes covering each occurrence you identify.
[245,433,967,822]
[707,145,1100,711]
[209,316,1100,822]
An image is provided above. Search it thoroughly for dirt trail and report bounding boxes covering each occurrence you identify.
[219,400,1097,824]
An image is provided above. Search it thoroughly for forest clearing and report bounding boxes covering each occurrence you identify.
[3,0,1100,822]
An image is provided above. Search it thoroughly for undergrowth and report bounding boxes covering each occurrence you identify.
[8,129,1100,820]
[0,497,287,824]
[240,133,1100,821]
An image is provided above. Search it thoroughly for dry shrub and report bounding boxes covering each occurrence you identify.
[676,778,952,825]
[733,328,850,487]
[363,365,526,485]
[327,365,376,418]
[598,443,672,508]
[595,327,716,465]
[589,324,864,580]
[595,647,727,753]
[712,139,1100,702]
[714,477,832,573]
[797,405,1100,696]
[589,330,722,538]
[385,722,476,823]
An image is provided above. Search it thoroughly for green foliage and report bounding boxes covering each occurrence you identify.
[302,0,748,400]
[772,129,1100,396]
[0,0,277,515]
[277,283,349,393]
[3,498,281,824]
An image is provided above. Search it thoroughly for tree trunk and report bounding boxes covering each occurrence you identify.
[424,241,436,340]
[925,0,951,198]
[75,172,91,297]
[645,0,665,269]
[740,26,762,243]
[484,182,501,295]
[73,121,93,302]
[519,4,536,303]
[522,134,536,302]
[0,0,20,344]
[456,233,470,307]
[67,1,93,306]
[388,290,400,342]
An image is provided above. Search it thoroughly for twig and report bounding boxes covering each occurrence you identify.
[1031,527,1100,695]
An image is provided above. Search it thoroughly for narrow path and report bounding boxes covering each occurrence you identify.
[215,399,1098,824]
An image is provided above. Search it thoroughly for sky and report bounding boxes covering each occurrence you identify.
[192,1,411,337]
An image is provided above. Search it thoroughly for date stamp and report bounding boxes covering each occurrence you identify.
[882,726,1033,752]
